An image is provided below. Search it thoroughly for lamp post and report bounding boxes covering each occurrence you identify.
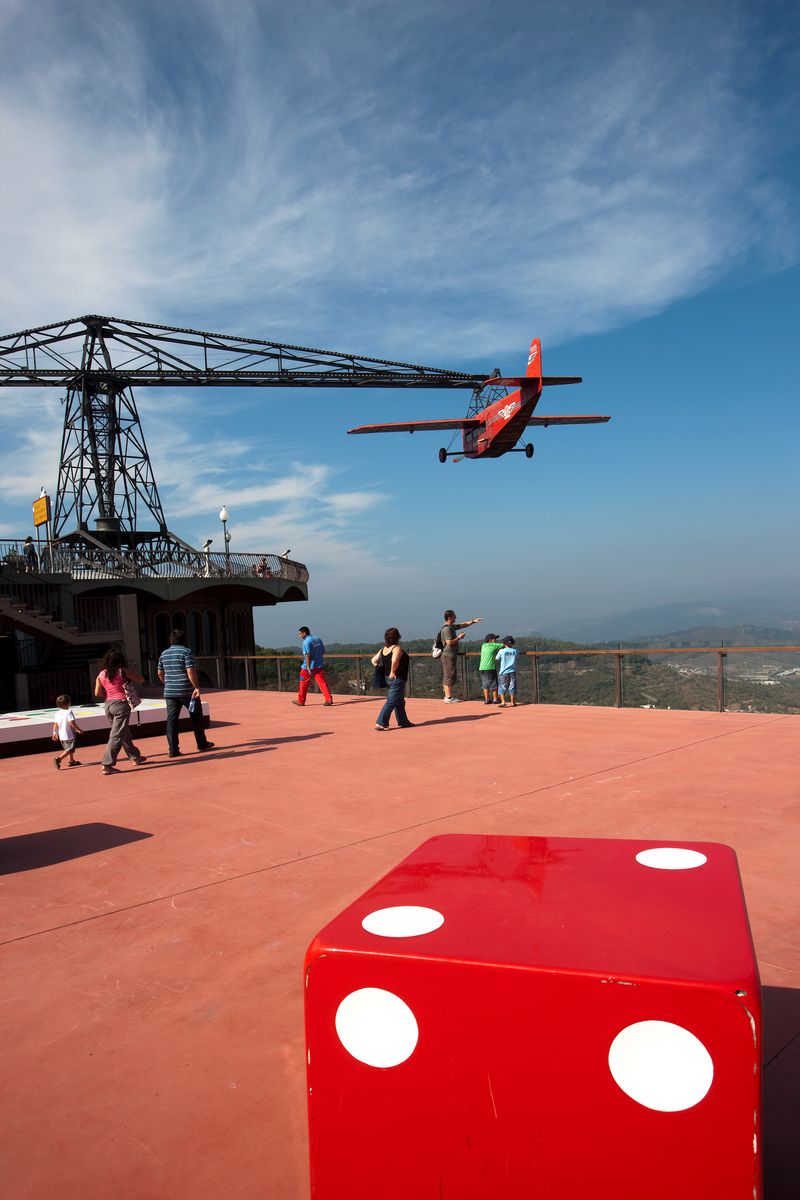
[219,506,231,574]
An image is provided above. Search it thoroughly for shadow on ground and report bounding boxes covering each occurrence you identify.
[394,714,499,728]
[0,822,152,875]
[133,732,335,771]
[762,984,800,1198]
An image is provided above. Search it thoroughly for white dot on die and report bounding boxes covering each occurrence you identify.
[335,988,419,1068]
[361,906,445,938]
[635,847,708,870]
[608,1020,714,1111]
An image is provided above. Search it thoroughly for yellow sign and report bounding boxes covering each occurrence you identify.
[32,495,51,527]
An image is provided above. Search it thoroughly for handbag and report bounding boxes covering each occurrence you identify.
[121,670,141,709]
[372,652,388,689]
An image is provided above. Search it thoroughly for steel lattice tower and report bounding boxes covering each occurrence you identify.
[54,380,167,543]
[0,314,489,568]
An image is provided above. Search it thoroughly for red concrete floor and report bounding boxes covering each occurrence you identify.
[1,690,797,1199]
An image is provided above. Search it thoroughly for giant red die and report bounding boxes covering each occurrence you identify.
[304,835,761,1198]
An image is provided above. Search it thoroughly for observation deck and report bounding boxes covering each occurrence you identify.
[0,539,309,707]
[0,691,797,1198]
[1,537,308,601]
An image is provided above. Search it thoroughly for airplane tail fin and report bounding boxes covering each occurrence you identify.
[525,337,542,386]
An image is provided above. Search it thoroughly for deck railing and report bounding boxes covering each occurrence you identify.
[0,539,308,583]
[14,645,800,713]
[190,647,800,715]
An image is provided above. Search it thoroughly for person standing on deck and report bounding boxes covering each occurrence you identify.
[478,633,505,705]
[440,610,482,702]
[496,636,520,707]
[23,536,38,572]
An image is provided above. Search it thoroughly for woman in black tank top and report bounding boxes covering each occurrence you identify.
[371,627,413,730]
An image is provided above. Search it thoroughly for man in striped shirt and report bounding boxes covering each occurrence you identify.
[157,629,215,758]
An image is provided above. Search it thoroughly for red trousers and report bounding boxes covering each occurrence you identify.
[298,667,332,704]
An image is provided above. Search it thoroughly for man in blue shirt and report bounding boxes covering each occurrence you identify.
[157,629,215,756]
[293,626,333,706]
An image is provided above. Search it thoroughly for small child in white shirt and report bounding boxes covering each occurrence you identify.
[52,694,84,769]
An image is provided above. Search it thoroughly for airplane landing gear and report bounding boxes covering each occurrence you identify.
[438,447,448,463]
[525,443,534,459]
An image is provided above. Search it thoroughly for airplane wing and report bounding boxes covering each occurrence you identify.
[348,418,483,434]
[485,376,582,388]
[526,415,610,426]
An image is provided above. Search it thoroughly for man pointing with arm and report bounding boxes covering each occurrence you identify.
[440,609,482,703]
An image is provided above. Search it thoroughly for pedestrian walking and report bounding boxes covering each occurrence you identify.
[372,629,413,730]
[293,626,333,706]
[51,694,84,768]
[94,648,147,774]
[157,629,215,757]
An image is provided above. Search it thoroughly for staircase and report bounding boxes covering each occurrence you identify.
[0,575,121,646]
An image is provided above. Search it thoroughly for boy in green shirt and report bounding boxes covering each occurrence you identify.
[478,634,505,705]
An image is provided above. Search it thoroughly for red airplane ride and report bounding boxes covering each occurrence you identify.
[347,337,609,461]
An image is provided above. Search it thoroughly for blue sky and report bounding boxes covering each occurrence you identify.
[1,0,798,644]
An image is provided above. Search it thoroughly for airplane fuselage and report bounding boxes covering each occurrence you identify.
[462,385,539,458]
[345,334,605,459]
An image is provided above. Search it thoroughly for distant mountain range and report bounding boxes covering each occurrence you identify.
[542,599,800,645]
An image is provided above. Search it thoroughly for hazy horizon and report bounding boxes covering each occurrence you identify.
[253,586,800,648]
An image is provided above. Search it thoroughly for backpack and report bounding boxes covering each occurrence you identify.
[431,627,445,659]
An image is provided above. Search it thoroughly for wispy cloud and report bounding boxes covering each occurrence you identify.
[0,1,796,362]
[323,491,386,517]
[134,420,388,566]
[1,1,799,641]
[0,392,65,500]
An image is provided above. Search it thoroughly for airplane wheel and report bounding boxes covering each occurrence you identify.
[525,443,534,459]
[438,448,447,463]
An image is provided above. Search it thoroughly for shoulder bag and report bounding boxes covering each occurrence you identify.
[121,670,142,710]
[372,650,389,689]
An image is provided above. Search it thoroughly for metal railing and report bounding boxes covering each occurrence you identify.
[0,538,308,584]
[211,647,800,715]
[23,668,93,709]
[0,576,123,633]
[73,596,122,633]
[0,574,65,622]
[149,550,309,583]
[23,646,796,713]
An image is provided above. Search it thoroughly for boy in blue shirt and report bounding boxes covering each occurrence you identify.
[496,636,519,707]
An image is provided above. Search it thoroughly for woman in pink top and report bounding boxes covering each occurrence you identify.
[94,648,146,775]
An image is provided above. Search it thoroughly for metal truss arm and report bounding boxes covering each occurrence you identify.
[0,315,488,390]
